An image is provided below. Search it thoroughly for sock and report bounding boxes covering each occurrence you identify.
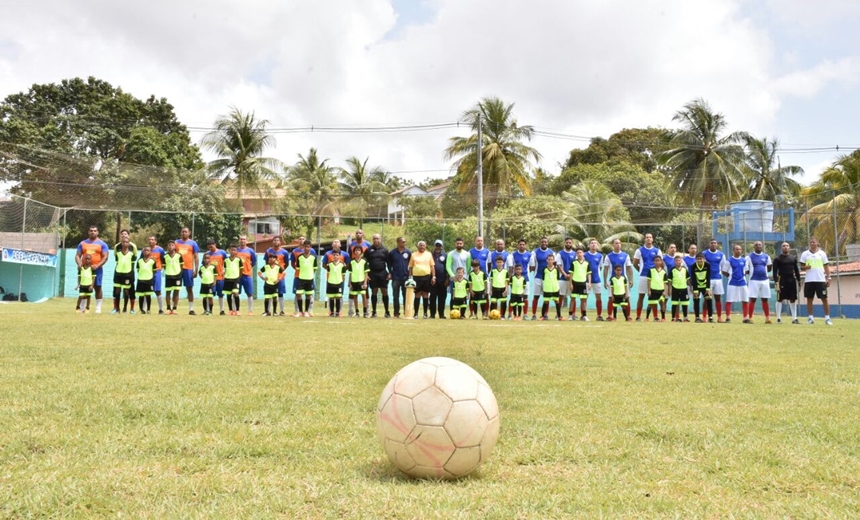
[189,301,194,312]
[742,301,749,319]
[278,296,284,314]
[531,298,538,316]
[336,299,342,314]
[645,306,651,320]
[218,297,224,312]
[762,300,770,319]
[637,305,642,319]
[596,299,602,317]
[305,296,311,313]
[556,303,561,319]
[415,296,421,316]
[234,295,240,312]
[145,296,150,313]
[422,298,428,316]
[382,294,389,314]
[725,301,731,319]
[715,298,722,319]
[294,297,299,313]
[371,293,378,314]
[824,314,830,319]
[682,306,688,318]
[247,298,253,313]
[157,295,164,312]
[297,298,304,313]
[349,299,355,316]
[790,302,797,319]
[694,299,700,318]
[776,300,783,318]
[96,299,102,312]
[541,302,549,317]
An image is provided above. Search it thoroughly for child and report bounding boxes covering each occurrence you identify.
[645,255,669,322]
[691,252,712,322]
[608,264,631,321]
[76,254,94,313]
[295,240,317,317]
[670,254,690,322]
[198,253,217,315]
[468,259,488,319]
[349,246,370,318]
[113,236,136,314]
[163,240,183,315]
[541,253,564,321]
[509,264,526,320]
[489,256,509,317]
[569,247,591,321]
[326,251,346,317]
[451,267,469,319]
[258,253,285,316]
[223,245,244,316]
[135,247,156,314]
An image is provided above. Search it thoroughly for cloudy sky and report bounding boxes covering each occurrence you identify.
[1,0,858,187]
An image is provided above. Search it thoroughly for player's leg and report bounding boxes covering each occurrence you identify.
[112,282,121,313]
[748,297,757,321]
[540,297,549,320]
[594,292,603,321]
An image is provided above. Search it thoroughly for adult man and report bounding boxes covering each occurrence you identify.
[721,244,750,323]
[584,238,605,321]
[745,241,773,323]
[703,239,726,322]
[264,236,290,316]
[322,239,350,317]
[488,239,509,274]
[235,235,257,315]
[408,240,435,318]
[347,229,372,316]
[506,239,531,319]
[632,233,662,321]
[365,234,390,318]
[75,226,109,313]
[528,237,555,321]
[206,240,228,315]
[800,237,833,325]
[430,240,449,319]
[146,236,166,314]
[659,243,678,320]
[387,237,411,318]
[683,243,698,271]
[555,237,576,318]
[175,227,200,315]
[470,236,490,275]
[445,238,471,312]
[772,242,801,324]
[602,238,634,292]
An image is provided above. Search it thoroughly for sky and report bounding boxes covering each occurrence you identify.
[1,0,859,191]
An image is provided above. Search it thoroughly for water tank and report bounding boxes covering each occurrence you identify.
[730,200,774,233]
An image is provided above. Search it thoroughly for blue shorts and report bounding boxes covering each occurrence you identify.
[182,269,194,288]
[94,267,104,287]
[240,275,254,297]
[153,271,163,292]
[277,278,286,296]
[214,279,225,297]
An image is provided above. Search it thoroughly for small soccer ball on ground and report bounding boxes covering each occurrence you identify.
[489,309,501,320]
[450,309,461,320]
[376,357,500,480]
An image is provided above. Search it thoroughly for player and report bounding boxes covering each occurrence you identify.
[76,254,94,313]
[408,241,435,319]
[113,229,138,257]
[325,248,347,317]
[488,239,509,274]
[290,236,317,315]
[322,240,350,317]
[135,246,156,314]
[294,240,317,317]
[540,252,563,321]
[569,247,591,321]
[633,233,662,321]
[690,253,712,322]
[644,255,669,322]
[145,236,166,314]
[661,244,679,320]
[489,256,509,317]
[205,240,228,315]
[163,240,183,315]
[773,242,801,324]
[506,239,531,319]
[347,229,372,317]
[555,237,576,318]
[223,244,244,316]
[468,259,488,319]
[198,253,217,315]
[264,236,290,316]
[800,237,833,325]
[75,225,109,313]
[607,264,631,321]
[451,267,469,319]
[258,253,286,317]
[174,227,200,315]
[349,245,370,318]
[669,255,690,322]
[112,236,136,314]
[235,235,257,315]
[602,238,635,295]
[446,238,472,314]
[683,244,698,271]
[509,264,526,320]
[365,234,390,318]
[745,241,773,323]
[528,237,555,321]
[430,240,448,319]
[388,237,411,318]
[721,244,750,323]
[584,239,605,321]
[703,239,726,322]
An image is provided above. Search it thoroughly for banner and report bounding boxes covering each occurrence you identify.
[1,248,58,268]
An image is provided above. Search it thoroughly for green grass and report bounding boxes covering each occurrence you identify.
[1,300,859,518]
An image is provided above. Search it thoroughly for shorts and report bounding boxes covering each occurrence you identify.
[558,278,570,296]
[648,289,665,305]
[263,283,279,298]
[692,285,709,297]
[542,291,559,300]
[509,294,524,307]
[93,267,104,288]
[748,279,771,299]
[223,279,240,294]
[610,294,629,307]
[804,281,828,299]
[79,284,93,297]
[470,292,487,304]
[350,281,366,296]
[671,287,689,304]
[532,278,544,296]
[200,283,214,297]
[638,276,651,295]
[777,278,798,301]
[709,279,725,296]
[165,275,182,292]
[214,279,225,297]
[491,287,507,301]
[136,280,154,296]
[182,269,194,288]
[240,275,254,297]
[370,272,389,290]
[276,279,286,296]
[725,285,749,303]
[153,271,163,292]
[326,283,343,298]
[588,283,602,296]
[414,275,432,293]
[571,282,587,299]
[114,271,134,290]
[451,297,467,308]
[296,279,314,295]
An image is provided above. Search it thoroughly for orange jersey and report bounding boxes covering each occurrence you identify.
[174,239,199,270]
[236,247,256,276]
[208,251,226,280]
[77,239,108,267]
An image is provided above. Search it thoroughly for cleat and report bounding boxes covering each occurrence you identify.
[660,318,666,322]
[626,317,633,321]
[384,313,392,318]
[635,317,641,322]
[580,316,589,322]
[279,311,285,316]
[262,312,271,316]
[596,316,604,322]
[539,316,548,321]
[765,319,772,324]
[557,316,564,321]
[825,318,833,326]
[683,318,690,322]
[304,312,311,317]
[158,310,165,315]
[219,311,225,316]
[777,318,782,324]
[110,309,118,314]
[644,318,649,322]
[792,319,800,324]
[130,310,136,315]
[293,312,303,318]
[371,313,377,318]
[724,318,731,323]
[606,316,614,322]
[568,315,577,321]
[530,315,537,321]
[743,318,752,324]
[95,309,102,314]
[695,318,703,323]
[189,310,196,316]
[807,317,814,325]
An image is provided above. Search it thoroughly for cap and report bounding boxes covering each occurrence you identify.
[434,240,444,246]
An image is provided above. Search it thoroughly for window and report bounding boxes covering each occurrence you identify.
[255,223,273,235]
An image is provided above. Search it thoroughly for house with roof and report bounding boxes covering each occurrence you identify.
[387,181,450,225]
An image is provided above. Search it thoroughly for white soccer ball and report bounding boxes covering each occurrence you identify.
[376,357,500,479]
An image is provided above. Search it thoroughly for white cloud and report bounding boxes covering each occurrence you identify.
[773,57,860,98]
[765,0,860,27]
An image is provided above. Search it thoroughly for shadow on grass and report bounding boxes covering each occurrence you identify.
[362,458,488,484]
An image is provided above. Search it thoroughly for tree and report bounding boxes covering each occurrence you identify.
[741,136,803,202]
[800,151,860,256]
[444,97,541,233]
[288,148,340,215]
[557,181,640,249]
[338,156,389,225]
[565,128,668,173]
[201,107,284,209]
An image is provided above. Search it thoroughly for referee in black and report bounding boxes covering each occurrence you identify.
[773,241,801,324]
[365,233,391,318]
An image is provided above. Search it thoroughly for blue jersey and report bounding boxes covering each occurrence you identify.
[683,255,697,271]
[488,250,509,273]
[703,249,725,279]
[584,250,603,283]
[264,247,290,270]
[663,254,677,271]
[470,247,490,274]
[726,256,748,286]
[531,248,555,280]
[636,246,661,273]
[511,250,532,281]
[556,249,576,281]
[746,252,771,281]
[605,251,630,274]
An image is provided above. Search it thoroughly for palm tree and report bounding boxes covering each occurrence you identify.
[445,97,541,233]
[742,136,803,201]
[554,180,641,248]
[659,99,748,244]
[338,156,390,225]
[799,151,860,256]
[288,147,340,215]
[201,107,284,209]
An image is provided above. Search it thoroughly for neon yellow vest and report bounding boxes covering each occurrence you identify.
[199,264,216,285]
[136,258,155,281]
[262,264,281,285]
[115,249,134,274]
[79,266,93,286]
[164,253,183,276]
[649,268,666,291]
[571,261,589,283]
[469,271,485,292]
[298,255,316,280]
[611,276,627,296]
[453,279,468,298]
[671,267,688,290]
[224,257,242,279]
[491,268,508,289]
[510,275,525,295]
[543,267,560,293]
[328,262,345,285]
[350,259,368,283]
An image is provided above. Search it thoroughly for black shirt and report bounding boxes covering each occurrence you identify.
[365,246,389,274]
[773,254,800,282]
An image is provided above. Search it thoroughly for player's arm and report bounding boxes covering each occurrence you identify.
[824,259,831,287]
[528,252,536,273]
[793,258,801,282]
[363,265,370,288]
[97,243,109,269]
[721,259,730,278]
[632,250,641,271]
[192,244,200,276]
[278,265,286,282]
[257,266,265,280]
[625,258,634,288]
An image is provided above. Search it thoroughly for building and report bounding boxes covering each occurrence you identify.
[387,181,450,225]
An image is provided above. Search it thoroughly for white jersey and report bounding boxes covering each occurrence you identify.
[799,250,829,282]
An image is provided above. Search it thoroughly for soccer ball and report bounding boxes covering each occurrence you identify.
[489,309,501,320]
[404,278,416,288]
[450,309,461,320]
[376,357,500,479]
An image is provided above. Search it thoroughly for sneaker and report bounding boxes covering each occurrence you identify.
[423,314,428,319]
[635,317,641,322]
[825,318,833,326]
[596,316,604,322]
[262,312,271,317]
[683,318,690,322]
[808,317,814,325]
[557,316,564,321]
[439,315,446,319]
[724,318,731,323]
[626,317,633,322]
[304,312,311,317]
[293,312,303,318]
[568,315,577,321]
[219,311,225,316]
[708,318,714,323]
[95,309,102,314]
[743,318,752,324]
[644,318,649,322]
[189,310,196,316]
[764,319,772,324]
[777,318,782,324]
[110,309,118,314]
[130,310,136,315]
[695,318,703,323]
[660,318,666,322]
[530,315,537,321]
[606,316,614,322]
[334,313,340,318]
[158,310,165,315]
[581,316,589,322]
[384,313,392,318]
[791,319,800,324]
[371,313,377,318]
[539,316,548,321]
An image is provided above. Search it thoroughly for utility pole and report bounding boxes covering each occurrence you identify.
[476,114,484,237]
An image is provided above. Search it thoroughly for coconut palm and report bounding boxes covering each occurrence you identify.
[799,151,860,256]
[445,97,541,232]
[201,107,283,209]
[338,156,390,225]
[553,180,641,248]
[288,147,340,215]
[742,136,803,201]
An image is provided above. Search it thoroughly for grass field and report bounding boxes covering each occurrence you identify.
[1,300,859,518]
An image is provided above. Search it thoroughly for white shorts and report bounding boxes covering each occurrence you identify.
[725,285,749,303]
[588,283,602,296]
[532,278,543,297]
[710,279,725,296]
[558,279,570,296]
[637,276,650,295]
[748,279,771,299]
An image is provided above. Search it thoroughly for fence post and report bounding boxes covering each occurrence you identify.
[58,209,67,297]
[831,189,843,318]
[191,213,196,241]
[19,198,26,302]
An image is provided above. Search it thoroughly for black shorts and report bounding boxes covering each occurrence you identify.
[649,289,665,303]
[114,272,134,289]
[542,291,559,299]
[326,283,343,297]
[470,293,487,304]
[451,297,467,308]
[509,294,524,306]
[671,287,689,303]
[200,283,214,297]
[369,272,388,290]
[804,281,828,299]
[777,279,798,301]
[571,282,587,296]
[296,279,314,295]
[223,279,240,293]
[79,284,94,296]
[136,280,154,294]
[166,275,183,291]
[414,275,432,293]
[350,281,366,295]
[263,283,278,297]
[491,287,506,300]
[610,294,629,306]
